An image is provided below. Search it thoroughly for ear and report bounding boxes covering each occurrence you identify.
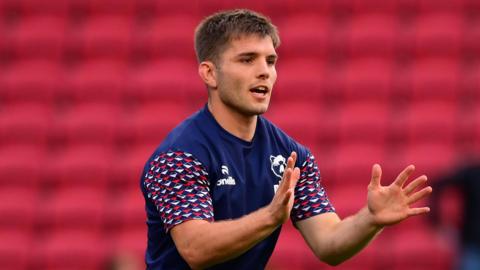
[198,61,218,89]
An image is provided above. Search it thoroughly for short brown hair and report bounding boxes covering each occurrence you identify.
[194,9,280,64]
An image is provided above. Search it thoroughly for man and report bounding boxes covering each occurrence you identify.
[430,161,480,270]
[140,9,432,269]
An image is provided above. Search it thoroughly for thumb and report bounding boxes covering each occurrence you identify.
[370,164,382,188]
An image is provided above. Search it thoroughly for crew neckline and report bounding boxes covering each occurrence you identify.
[203,104,259,147]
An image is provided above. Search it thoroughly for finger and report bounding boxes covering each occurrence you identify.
[282,156,295,183]
[370,164,382,187]
[394,165,415,187]
[278,168,292,194]
[403,175,428,195]
[281,189,293,205]
[280,152,297,182]
[287,151,297,170]
[290,167,301,190]
[407,186,433,204]
[407,207,430,216]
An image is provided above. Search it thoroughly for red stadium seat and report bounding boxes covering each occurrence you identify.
[0,17,10,57]
[398,142,458,180]
[336,101,391,145]
[0,146,43,189]
[277,14,331,60]
[54,103,121,147]
[8,15,67,60]
[0,104,53,148]
[36,231,107,270]
[123,102,195,146]
[39,188,107,234]
[70,0,137,16]
[329,142,388,185]
[464,60,480,102]
[135,15,198,60]
[0,60,62,105]
[405,12,464,57]
[399,0,466,13]
[107,190,146,233]
[337,57,395,102]
[45,145,113,190]
[107,229,146,269]
[62,60,127,104]
[328,183,366,218]
[0,188,38,232]
[146,0,202,17]
[110,145,154,191]
[0,231,32,270]
[436,187,464,230]
[468,106,480,154]
[274,58,329,101]
[70,15,134,60]
[465,16,480,57]
[265,100,328,147]
[389,227,454,270]
[345,14,399,58]
[0,0,69,17]
[407,58,461,102]
[349,0,398,13]
[126,59,204,103]
[393,101,459,145]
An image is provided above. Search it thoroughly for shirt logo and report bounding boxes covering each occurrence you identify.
[216,165,236,186]
[270,155,286,179]
[271,155,287,193]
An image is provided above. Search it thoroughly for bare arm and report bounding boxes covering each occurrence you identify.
[297,164,432,266]
[171,152,300,269]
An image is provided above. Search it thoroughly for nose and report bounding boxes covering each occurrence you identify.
[256,61,270,80]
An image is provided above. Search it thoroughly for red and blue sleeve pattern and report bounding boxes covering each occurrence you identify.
[291,153,335,222]
[143,150,214,232]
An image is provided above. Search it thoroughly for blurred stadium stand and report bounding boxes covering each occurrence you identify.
[1,0,479,269]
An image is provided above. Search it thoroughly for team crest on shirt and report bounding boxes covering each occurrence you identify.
[270,155,286,179]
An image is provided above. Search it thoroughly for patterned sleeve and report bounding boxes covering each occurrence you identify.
[291,153,335,222]
[143,150,214,232]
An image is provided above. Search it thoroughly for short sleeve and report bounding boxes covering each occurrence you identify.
[291,152,335,222]
[143,150,214,232]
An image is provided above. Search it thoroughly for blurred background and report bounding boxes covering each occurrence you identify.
[0,0,479,269]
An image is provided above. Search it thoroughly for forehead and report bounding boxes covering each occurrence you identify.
[221,34,277,58]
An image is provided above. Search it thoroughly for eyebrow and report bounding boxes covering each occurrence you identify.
[236,52,278,59]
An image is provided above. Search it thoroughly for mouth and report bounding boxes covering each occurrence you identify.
[249,85,269,97]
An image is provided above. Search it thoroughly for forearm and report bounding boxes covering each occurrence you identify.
[299,208,383,266]
[321,207,383,264]
[172,206,279,269]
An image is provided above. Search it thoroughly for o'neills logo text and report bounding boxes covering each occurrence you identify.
[217,165,236,186]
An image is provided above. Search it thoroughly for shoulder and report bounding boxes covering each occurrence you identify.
[146,109,216,173]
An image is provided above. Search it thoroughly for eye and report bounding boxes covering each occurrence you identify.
[241,58,254,64]
[266,56,277,66]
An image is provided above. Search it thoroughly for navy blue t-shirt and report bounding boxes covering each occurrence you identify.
[140,105,335,269]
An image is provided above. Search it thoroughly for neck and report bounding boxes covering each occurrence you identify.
[207,100,257,142]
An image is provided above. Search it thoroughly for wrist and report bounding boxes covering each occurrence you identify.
[362,206,384,231]
[261,204,283,229]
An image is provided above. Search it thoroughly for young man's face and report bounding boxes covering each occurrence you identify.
[213,34,278,117]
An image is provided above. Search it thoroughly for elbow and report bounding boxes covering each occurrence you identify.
[178,246,210,270]
[317,252,346,266]
[323,258,344,267]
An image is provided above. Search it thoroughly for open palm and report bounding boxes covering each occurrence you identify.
[367,164,432,226]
